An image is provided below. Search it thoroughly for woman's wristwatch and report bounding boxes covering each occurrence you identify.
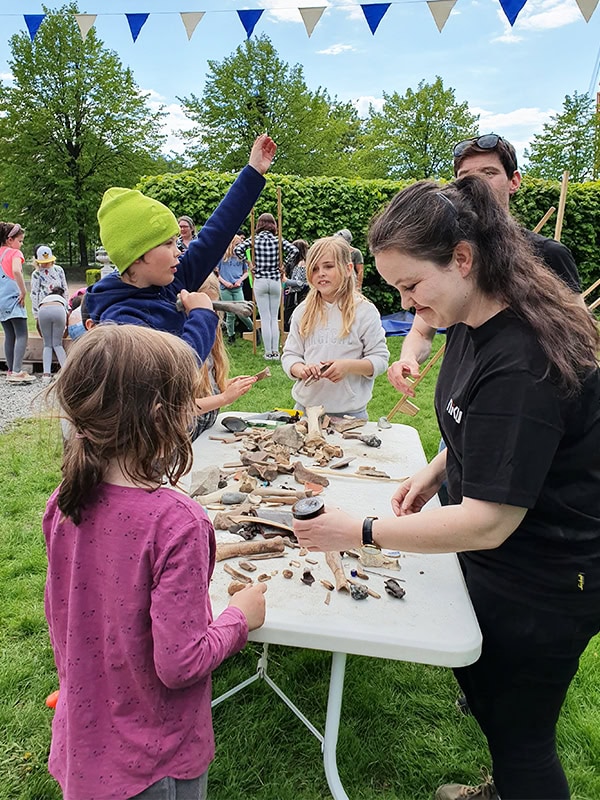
[361,516,380,552]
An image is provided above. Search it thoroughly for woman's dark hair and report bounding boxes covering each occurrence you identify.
[50,325,200,524]
[256,213,277,234]
[369,176,599,394]
[50,286,65,296]
[291,239,308,262]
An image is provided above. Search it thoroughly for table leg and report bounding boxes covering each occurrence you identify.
[322,652,349,800]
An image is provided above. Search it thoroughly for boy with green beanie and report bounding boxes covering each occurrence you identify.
[86,134,276,363]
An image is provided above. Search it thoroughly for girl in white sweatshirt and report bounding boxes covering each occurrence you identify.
[282,236,389,418]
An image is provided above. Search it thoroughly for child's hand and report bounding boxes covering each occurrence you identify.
[180,289,213,313]
[248,133,277,175]
[223,375,256,404]
[321,360,350,383]
[298,362,324,382]
[228,583,267,630]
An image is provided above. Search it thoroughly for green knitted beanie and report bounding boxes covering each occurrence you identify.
[97,187,179,274]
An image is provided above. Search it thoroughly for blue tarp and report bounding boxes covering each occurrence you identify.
[381,310,446,337]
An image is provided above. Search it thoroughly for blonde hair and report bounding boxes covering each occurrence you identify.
[51,325,201,524]
[300,237,360,339]
[198,273,229,395]
[222,234,243,262]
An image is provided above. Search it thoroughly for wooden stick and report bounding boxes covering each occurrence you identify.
[250,208,257,354]
[554,171,569,242]
[277,185,285,337]
[386,343,446,422]
[582,276,600,300]
[310,467,407,483]
[532,206,556,234]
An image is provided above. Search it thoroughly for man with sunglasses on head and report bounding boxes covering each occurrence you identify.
[387,133,581,396]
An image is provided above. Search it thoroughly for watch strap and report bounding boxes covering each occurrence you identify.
[362,516,379,547]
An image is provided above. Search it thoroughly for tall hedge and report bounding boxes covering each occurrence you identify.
[137,171,600,316]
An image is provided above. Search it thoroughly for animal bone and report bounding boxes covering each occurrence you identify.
[238,561,257,572]
[215,536,286,562]
[325,551,350,592]
[223,563,253,583]
[228,581,249,596]
[292,461,329,487]
[304,405,325,446]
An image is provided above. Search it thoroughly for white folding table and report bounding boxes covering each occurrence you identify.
[189,414,482,799]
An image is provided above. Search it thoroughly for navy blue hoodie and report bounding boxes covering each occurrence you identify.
[87,165,265,362]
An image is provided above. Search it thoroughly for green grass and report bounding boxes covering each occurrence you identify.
[1,337,599,799]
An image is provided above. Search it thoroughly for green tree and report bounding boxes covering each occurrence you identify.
[524,92,600,183]
[179,35,361,177]
[0,4,166,268]
[355,77,478,180]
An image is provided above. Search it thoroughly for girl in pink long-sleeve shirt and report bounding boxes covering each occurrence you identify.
[43,324,267,800]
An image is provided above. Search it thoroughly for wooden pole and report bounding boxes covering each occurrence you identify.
[532,206,556,234]
[582,276,600,301]
[554,171,569,242]
[250,209,257,354]
[277,186,284,337]
[386,343,446,422]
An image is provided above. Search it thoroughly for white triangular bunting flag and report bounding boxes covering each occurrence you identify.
[427,0,457,31]
[299,7,326,37]
[180,11,205,40]
[74,14,96,41]
[575,0,598,21]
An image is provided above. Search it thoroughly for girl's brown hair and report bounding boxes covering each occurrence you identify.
[197,273,229,395]
[51,325,201,524]
[221,234,244,262]
[0,222,23,245]
[300,236,363,339]
[369,176,599,394]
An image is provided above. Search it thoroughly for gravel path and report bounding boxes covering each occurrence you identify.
[0,373,51,433]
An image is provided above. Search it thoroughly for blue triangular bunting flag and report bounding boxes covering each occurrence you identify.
[361,3,391,34]
[498,0,527,24]
[126,13,149,42]
[237,9,263,38]
[24,14,45,40]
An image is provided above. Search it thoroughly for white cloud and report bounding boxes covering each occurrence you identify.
[470,105,556,163]
[317,43,355,55]
[258,0,331,24]
[493,0,581,39]
[143,88,194,155]
[353,95,384,116]
[0,72,14,83]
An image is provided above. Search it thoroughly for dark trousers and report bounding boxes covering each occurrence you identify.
[454,574,600,799]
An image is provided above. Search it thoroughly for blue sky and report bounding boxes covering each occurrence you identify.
[1,0,599,168]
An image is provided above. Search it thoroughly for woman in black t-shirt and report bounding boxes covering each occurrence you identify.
[294,176,600,800]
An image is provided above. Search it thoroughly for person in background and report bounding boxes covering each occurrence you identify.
[235,213,298,361]
[66,293,86,341]
[38,285,68,384]
[387,133,580,397]
[177,215,197,252]
[43,324,267,800]
[283,239,309,331]
[334,229,364,290]
[30,245,69,326]
[282,236,388,418]
[0,221,32,384]
[86,134,277,365]
[296,176,600,800]
[217,234,253,344]
[192,273,257,436]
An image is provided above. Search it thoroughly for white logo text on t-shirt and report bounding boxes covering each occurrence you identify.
[446,398,463,424]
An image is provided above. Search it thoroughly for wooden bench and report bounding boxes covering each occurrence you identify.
[0,333,73,372]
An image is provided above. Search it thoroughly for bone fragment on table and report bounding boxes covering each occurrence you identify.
[238,561,257,572]
[348,578,381,599]
[292,460,329,487]
[304,405,326,446]
[215,535,286,562]
[325,551,350,592]
[223,563,253,583]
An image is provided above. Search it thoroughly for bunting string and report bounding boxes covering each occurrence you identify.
[15,0,598,43]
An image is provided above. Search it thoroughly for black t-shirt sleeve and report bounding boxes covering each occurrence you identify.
[460,369,565,508]
[534,235,581,292]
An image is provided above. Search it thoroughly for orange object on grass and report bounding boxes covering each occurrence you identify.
[46,689,60,709]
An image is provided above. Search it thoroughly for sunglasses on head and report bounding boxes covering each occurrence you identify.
[453,134,506,159]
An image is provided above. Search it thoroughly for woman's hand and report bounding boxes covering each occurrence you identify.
[222,375,257,405]
[248,134,277,175]
[387,358,420,395]
[391,465,443,517]
[294,508,361,552]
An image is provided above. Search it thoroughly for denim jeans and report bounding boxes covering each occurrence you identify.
[130,772,208,800]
